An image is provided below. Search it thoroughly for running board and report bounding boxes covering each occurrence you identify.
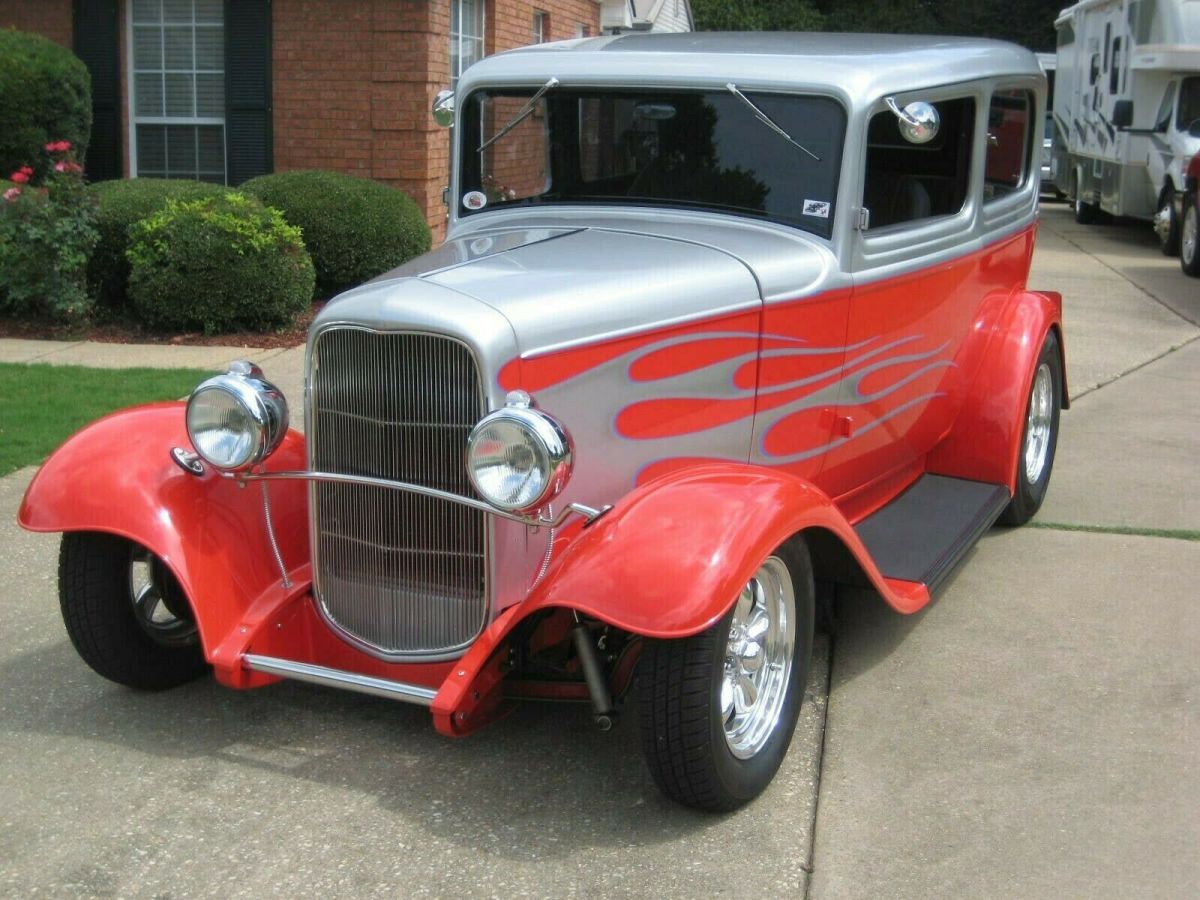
[243,654,438,706]
[854,475,1010,597]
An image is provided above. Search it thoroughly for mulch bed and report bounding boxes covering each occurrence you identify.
[0,302,323,350]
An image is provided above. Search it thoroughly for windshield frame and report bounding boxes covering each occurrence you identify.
[455,85,849,240]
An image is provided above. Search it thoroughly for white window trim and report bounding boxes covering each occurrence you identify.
[451,0,487,89]
[125,0,227,182]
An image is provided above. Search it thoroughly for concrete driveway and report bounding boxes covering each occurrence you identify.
[0,203,1197,897]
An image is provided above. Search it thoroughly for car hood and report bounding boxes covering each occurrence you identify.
[327,222,830,359]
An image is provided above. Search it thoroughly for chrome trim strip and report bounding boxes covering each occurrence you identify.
[244,654,438,706]
[234,469,607,529]
[238,469,533,524]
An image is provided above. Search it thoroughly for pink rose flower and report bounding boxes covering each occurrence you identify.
[3,186,21,202]
[10,170,30,184]
[54,161,83,174]
[44,140,72,154]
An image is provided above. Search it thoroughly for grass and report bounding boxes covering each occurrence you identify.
[0,363,213,476]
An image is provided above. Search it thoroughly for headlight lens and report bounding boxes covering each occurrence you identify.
[467,400,572,514]
[186,362,288,471]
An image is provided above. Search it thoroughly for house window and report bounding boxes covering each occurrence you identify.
[128,0,226,182]
[533,10,548,44]
[451,0,485,88]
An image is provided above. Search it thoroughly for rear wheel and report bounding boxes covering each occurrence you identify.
[59,533,207,689]
[1073,192,1101,224]
[1155,188,1181,256]
[637,538,814,812]
[1181,198,1200,277]
[1000,331,1063,526]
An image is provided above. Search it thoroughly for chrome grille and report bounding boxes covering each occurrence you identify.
[310,328,487,658]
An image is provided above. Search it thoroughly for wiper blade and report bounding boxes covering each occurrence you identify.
[478,77,560,152]
[726,82,821,162]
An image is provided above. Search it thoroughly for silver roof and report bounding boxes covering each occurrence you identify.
[460,32,1043,103]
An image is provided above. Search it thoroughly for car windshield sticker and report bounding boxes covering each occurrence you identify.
[802,199,831,218]
[463,191,488,211]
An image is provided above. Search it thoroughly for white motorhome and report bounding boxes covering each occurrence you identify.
[1053,0,1200,253]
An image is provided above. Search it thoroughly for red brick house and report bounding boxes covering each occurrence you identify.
[1,1,690,240]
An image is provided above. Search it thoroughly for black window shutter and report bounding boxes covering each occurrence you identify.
[72,0,121,182]
[224,0,273,184]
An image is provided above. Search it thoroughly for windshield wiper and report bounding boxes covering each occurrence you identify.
[478,77,560,152]
[726,82,821,162]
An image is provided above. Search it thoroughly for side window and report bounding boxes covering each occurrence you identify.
[985,90,1033,201]
[1109,39,1122,94]
[1155,81,1177,130]
[863,97,975,229]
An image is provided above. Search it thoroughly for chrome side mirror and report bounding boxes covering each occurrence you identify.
[432,89,455,128]
[884,97,939,144]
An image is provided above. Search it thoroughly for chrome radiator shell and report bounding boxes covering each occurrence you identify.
[307,326,488,660]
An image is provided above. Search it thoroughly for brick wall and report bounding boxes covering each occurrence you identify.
[0,1,73,48]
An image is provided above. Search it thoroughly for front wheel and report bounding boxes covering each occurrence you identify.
[999,331,1063,526]
[1180,198,1200,277]
[1155,188,1181,256]
[59,533,208,689]
[637,538,815,812]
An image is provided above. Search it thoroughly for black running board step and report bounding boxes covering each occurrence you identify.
[853,475,1010,596]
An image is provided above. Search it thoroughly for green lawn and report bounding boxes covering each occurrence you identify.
[0,363,212,475]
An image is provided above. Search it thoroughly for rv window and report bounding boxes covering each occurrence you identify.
[1089,53,1100,86]
[984,90,1033,202]
[863,96,975,228]
[1178,77,1200,132]
[1109,39,1122,94]
[1156,82,1177,131]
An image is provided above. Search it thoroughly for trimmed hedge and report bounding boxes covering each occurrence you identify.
[88,178,227,313]
[0,29,91,180]
[126,193,315,334]
[241,170,431,297]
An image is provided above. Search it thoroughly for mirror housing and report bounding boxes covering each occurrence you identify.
[884,97,940,144]
[432,89,455,128]
[1112,99,1133,130]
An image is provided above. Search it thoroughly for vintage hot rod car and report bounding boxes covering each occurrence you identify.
[20,34,1065,811]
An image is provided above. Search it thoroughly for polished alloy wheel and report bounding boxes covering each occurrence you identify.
[1183,204,1198,268]
[1024,362,1054,485]
[129,547,198,647]
[721,556,795,760]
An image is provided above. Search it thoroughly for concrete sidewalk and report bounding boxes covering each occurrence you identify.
[809,204,1200,898]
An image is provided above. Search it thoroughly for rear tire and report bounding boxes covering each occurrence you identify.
[637,538,815,812]
[1181,198,1200,277]
[59,533,207,690]
[1073,193,1101,224]
[1000,331,1063,526]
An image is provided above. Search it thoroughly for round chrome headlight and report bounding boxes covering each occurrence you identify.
[186,361,288,471]
[467,393,572,514]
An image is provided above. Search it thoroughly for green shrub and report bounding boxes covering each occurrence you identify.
[241,170,431,297]
[89,178,227,313]
[1,144,98,321]
[126,193,315,334]
[0,29,91,180]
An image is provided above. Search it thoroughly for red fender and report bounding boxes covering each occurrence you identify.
[17,403,312,687]
[432,463,926,734]
[928,289,1066,489]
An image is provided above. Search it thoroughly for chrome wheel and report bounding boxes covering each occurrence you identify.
[1182,203,1198,269]
[721,556,795,760]
[1154,197,1173,243]
[129,547,197,648]
[1023,362,1054,485]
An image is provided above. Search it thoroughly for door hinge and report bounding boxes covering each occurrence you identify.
[855,207,870,231]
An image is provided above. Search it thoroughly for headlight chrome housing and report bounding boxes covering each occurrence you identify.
[186,361,289,471]
[467,391,573,514]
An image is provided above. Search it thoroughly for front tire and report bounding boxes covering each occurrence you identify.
[637,539,815,812]
[59,533,207,689]
[1180,198,1200,277]
[1155,188,1181,256]
[999,331,1063,526]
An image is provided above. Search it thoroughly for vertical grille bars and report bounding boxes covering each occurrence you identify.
[309,328,488,657]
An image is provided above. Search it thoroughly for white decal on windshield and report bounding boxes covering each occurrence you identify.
[802,199,830,218]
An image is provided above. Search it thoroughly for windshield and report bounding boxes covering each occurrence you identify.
[459,88,847,239]
[1179,76,1200,132]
